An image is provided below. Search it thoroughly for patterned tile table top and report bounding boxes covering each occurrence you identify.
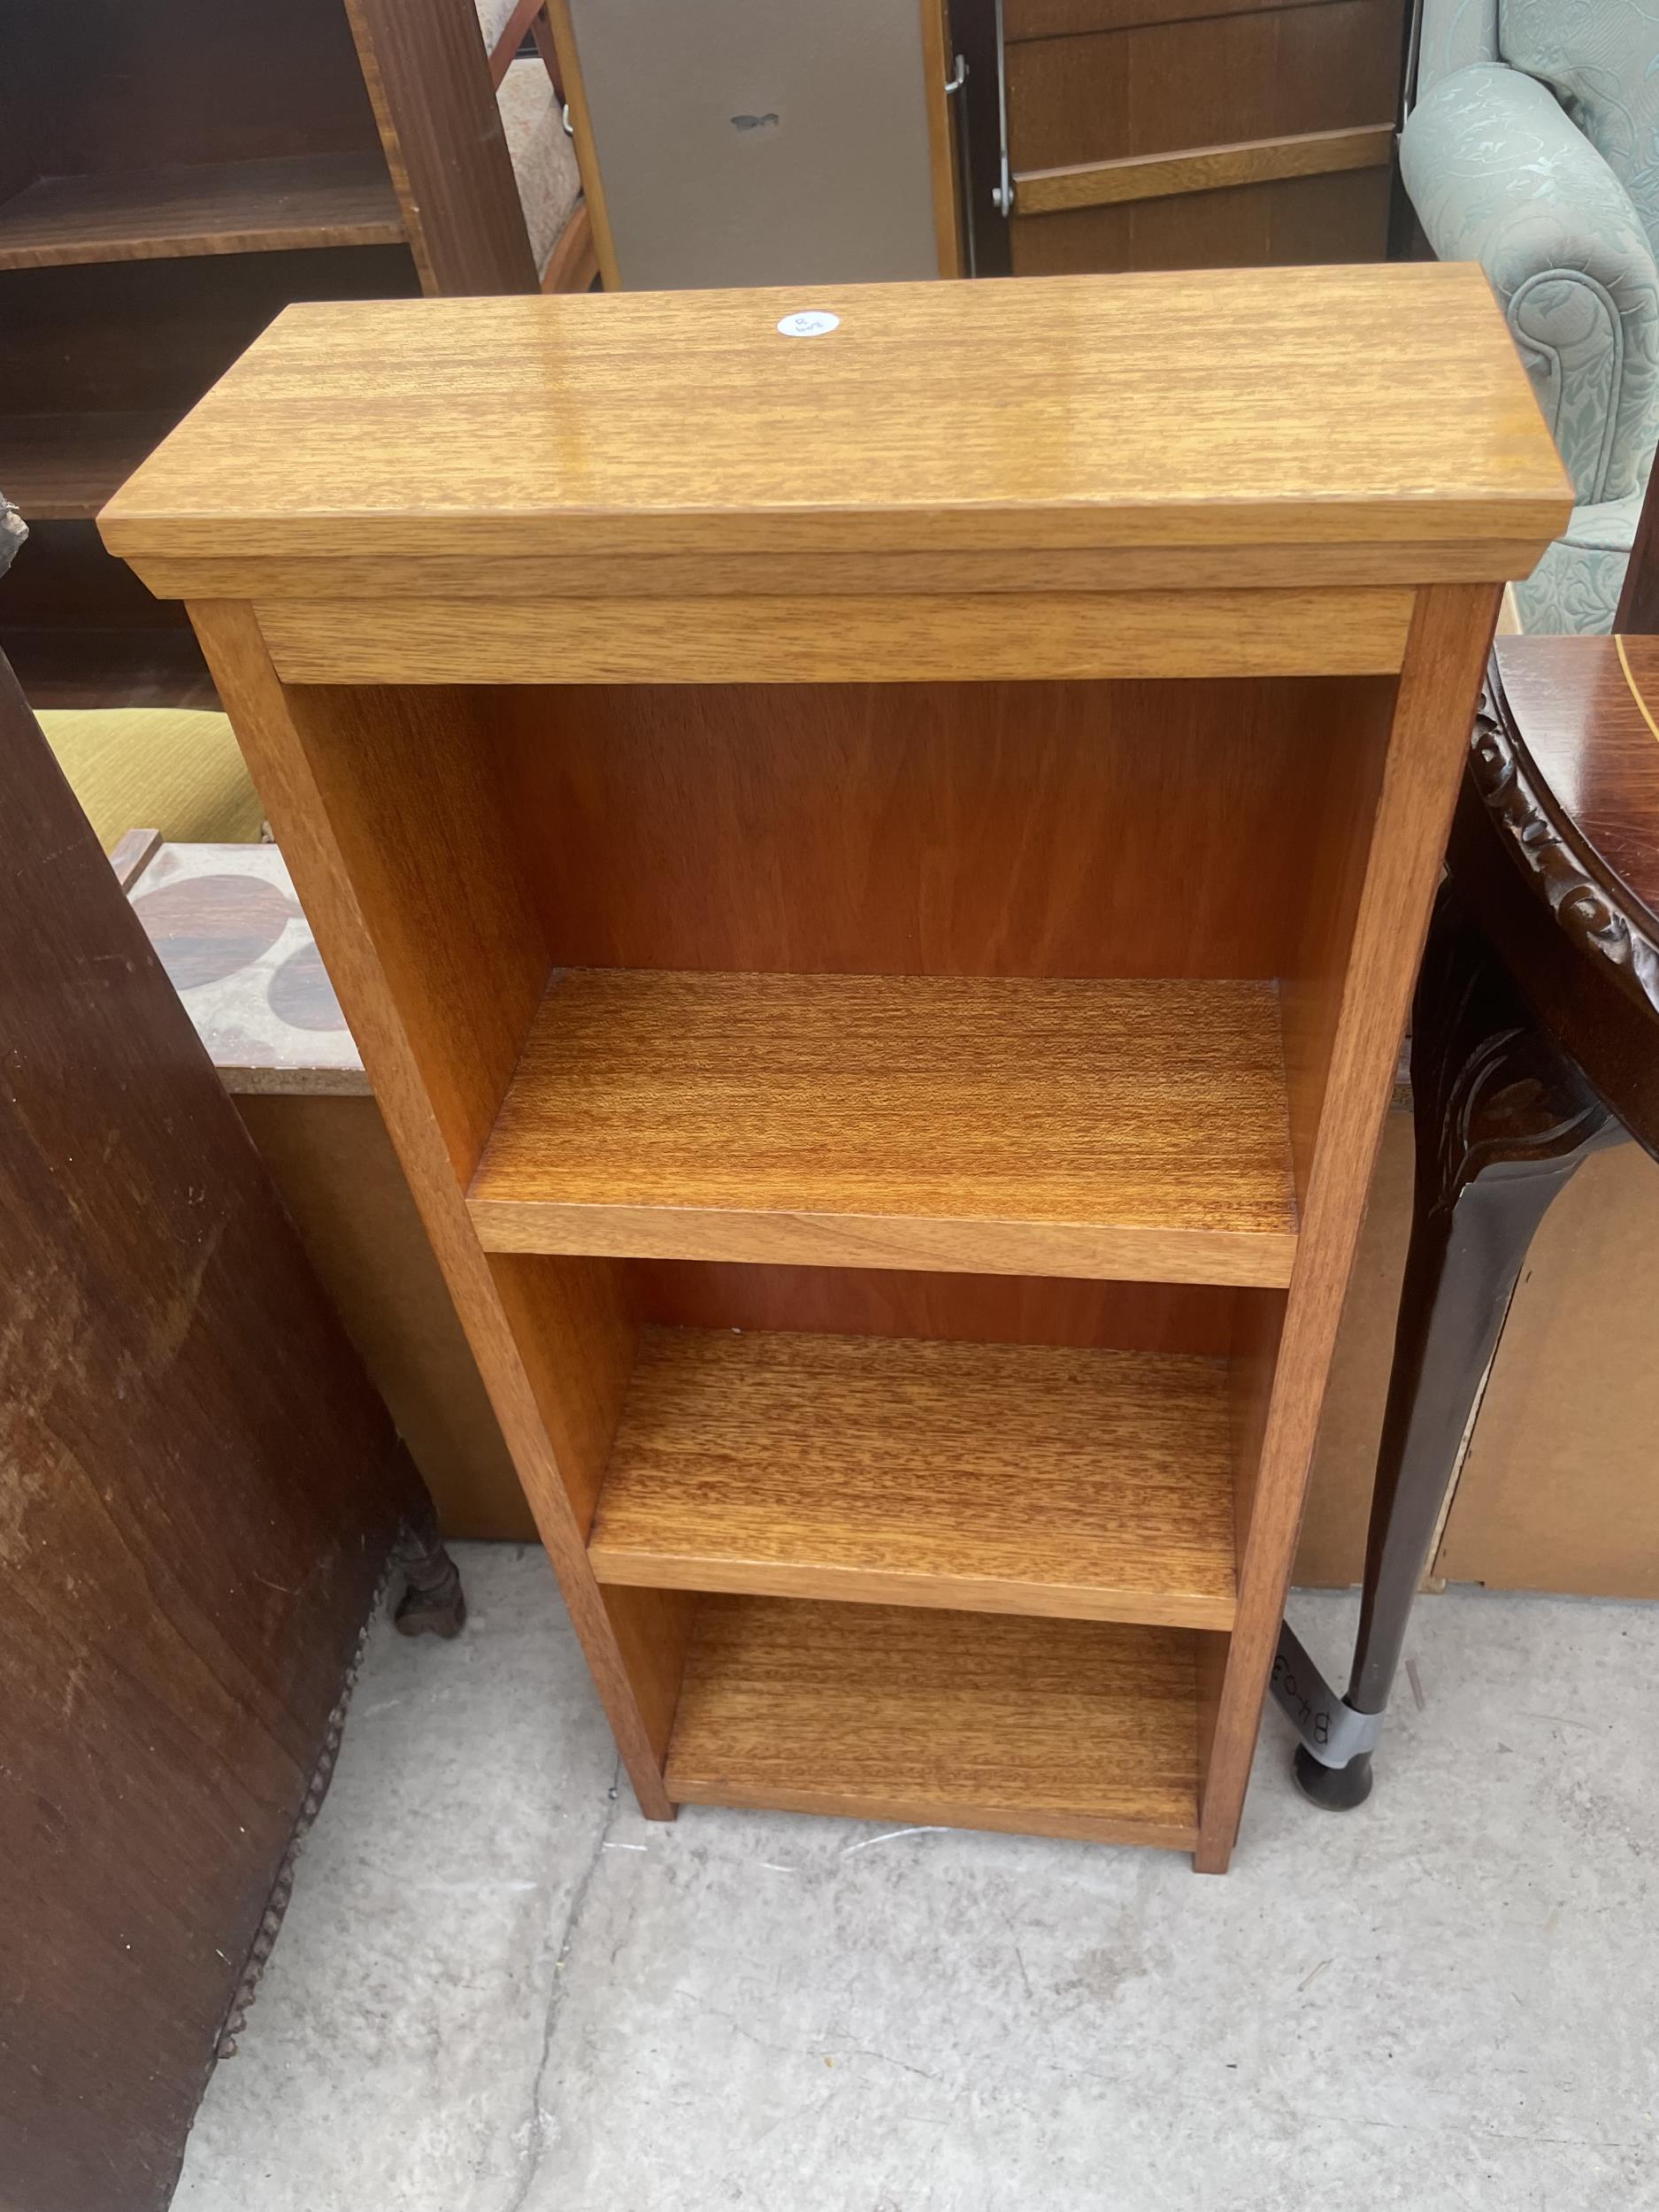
[127,842,368,1095]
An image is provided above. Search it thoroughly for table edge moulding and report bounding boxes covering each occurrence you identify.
[100,265,1568,1872]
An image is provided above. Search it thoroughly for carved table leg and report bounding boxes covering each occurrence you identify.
[393,1504,467,1640]
[1293,884,1622,1809]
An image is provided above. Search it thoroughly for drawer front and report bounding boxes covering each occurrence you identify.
[1007,0,1404,173]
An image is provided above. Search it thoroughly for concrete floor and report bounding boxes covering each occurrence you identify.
[172,1545,1659,2212]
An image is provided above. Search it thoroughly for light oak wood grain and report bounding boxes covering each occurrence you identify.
[255,587,1413,685]
[492,673,1402,986]
[546,0,620,289]
[467,970,1300,1285]
[665,1596,1202,1847]
[1015,124,1393,217]
[120,541,1553,603]
[100,266,1571,595]
[1194,582,1503,1870]
[589,1327,1237,1626]
[188,603,688,1821]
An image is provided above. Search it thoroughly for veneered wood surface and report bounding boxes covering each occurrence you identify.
[100,268,1571,588]
[1011,168,1391,277]
[0,653,422,2212]
[589,1327,1237,1625]
[188,603,687,1818]
[1015,124,1392,216]
[254,585,1413,684]
[344,0,539,296]
[0,154,402,269]
[665,1597,1202,1847]
[1194,583,1502,1870]
[1006,0,1402,173]
[1004,0,1339,35]
[1489,634,1659,941]
[634,1261,1237,1354]
[492,673,1400,982]
[469,970,1299,1284]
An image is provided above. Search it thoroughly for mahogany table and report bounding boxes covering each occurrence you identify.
[1279,631,1659,1806]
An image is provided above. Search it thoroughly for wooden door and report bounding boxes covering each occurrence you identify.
[0,647,436,2212]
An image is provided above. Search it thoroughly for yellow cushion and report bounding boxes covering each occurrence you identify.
[38,708,262,851]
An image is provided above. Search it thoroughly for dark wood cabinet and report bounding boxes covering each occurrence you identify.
[0,0,545,710]
[955,0,1408,278]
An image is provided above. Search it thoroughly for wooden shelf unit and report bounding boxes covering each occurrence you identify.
[0,0,543,707]
[101,266,1569,1869]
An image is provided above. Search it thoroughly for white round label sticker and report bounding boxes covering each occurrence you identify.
[776,311,841,338]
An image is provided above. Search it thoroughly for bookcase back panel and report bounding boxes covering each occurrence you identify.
[6,0,383,174]
[0,250,419,416]
[495,672,1400,983]
[628,1259,1243,1357]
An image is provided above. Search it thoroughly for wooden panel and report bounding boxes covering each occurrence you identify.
[634,1261,1237,1355]
[0,155,403,270]
[188,603,688,1818]
[1016,124,1393,217]
[920,0,962,275]
[1194,583,1502,1871]
[491,673,1397,984]
[118,540,1554,603]
[0,650,423,2212]
[100,270,1572,589]
[469,970,1298,1285]
[1012,167,1393,276]
[1006,0,1403,173]
[4,0,384,173]
[256,587,1414,685]
[1,410,178,521]
[236,1093,532,1546]
[547,0,622,290]
[1005,0,1338,35]
[590,1328,1236,1626]
[344,0,539,296]
[666,1597,1201,1847]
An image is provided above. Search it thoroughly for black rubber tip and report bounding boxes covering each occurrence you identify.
[1293,1743,1374,1810]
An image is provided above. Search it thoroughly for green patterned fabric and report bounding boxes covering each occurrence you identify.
[1417,0,1499,96]
[1502,2,1659,256]
[1405,3,1659,628]
[1511,488,1642,630]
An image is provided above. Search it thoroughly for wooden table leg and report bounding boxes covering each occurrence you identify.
[1294,883,1623,1808]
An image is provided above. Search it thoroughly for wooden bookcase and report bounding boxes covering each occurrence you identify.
[101,265,1567,1870]
[0,0,559,708]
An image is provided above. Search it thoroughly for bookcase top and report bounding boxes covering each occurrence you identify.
[102,264,1570,590]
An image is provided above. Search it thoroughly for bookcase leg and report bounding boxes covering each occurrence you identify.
[1291,886,1620,1809]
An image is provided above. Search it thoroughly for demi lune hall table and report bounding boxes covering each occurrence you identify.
[99,266,1567,1871]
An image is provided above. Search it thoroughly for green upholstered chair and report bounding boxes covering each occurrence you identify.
[1402,0,1659,632]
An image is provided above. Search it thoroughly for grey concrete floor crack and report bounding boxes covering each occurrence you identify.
[498,1762,623,2212]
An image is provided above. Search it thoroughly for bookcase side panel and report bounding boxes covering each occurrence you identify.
[1196,582,1502,1870]
[189,603,688,1815]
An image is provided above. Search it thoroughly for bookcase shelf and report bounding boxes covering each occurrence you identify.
[589,1325,1238,1628]
[0,155,404,271]
[664,1595,1204,1850]
[468,968,1300,1286]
